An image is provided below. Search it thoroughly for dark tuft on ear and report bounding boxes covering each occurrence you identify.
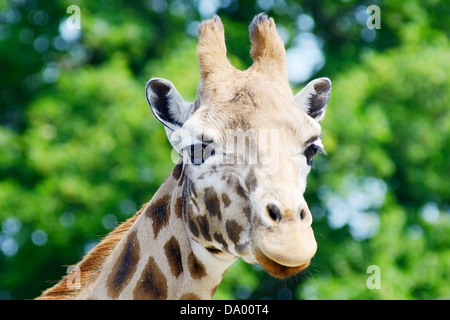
[294,77,331,123]
[146,79,183,130]
[148,80,170,110]
[307,79,331,121]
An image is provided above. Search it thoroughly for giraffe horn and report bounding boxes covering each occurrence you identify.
[249,13,288,81]
[197,15,235,85]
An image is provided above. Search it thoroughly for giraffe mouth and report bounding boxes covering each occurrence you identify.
[252,246,310,279]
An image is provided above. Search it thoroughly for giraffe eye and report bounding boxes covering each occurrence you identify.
[304,145,318,166]
[304,143,326,166]
[184,142,215,165]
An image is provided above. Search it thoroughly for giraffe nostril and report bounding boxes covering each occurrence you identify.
[300,209,305,220]
[266,204,282,222]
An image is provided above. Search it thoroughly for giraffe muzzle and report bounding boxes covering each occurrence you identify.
[251,213,317,278]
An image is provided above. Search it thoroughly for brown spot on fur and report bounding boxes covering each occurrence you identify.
[245,168,258,192]
[197,215,212,242]
[146,195,171,239]
[228,175,247,199]
[235,183,247,199]
[188,253,207,279]
[172,161,183,180]
[106,230,140,299]
[187,178,198,198]
[243,205,252,224]
[185,178,200,212]
[204,187,222,220]
[226,219,243,244]
[221,193,231,208]
[213,232,229,252]
[133,256,168,300]
[180,293,201,300]
[189,219,200,238]
[174,196,183,219]
[186,205,200,238]
[164,236,183,278]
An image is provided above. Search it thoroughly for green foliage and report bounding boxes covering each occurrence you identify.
[0,0,449,299]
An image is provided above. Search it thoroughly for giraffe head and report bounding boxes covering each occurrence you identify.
[145,14,331,278]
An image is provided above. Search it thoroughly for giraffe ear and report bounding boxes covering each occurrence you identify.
[294,77,331,122]
[146,78,192,131]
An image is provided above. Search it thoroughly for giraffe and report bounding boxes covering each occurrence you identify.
[37,13,331,300]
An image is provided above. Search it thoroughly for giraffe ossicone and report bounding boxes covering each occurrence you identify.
[37,13,331,300]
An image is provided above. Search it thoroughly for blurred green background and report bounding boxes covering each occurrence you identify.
[0,0,449,300]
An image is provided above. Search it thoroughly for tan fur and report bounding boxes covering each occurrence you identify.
[196,14,288,103]
[197,15,235,82]
[249,15,287,80]
[36,203,146,300]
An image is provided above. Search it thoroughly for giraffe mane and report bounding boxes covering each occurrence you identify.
[36,203,147,300]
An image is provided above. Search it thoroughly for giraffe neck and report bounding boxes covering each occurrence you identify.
[75,161,236,299]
